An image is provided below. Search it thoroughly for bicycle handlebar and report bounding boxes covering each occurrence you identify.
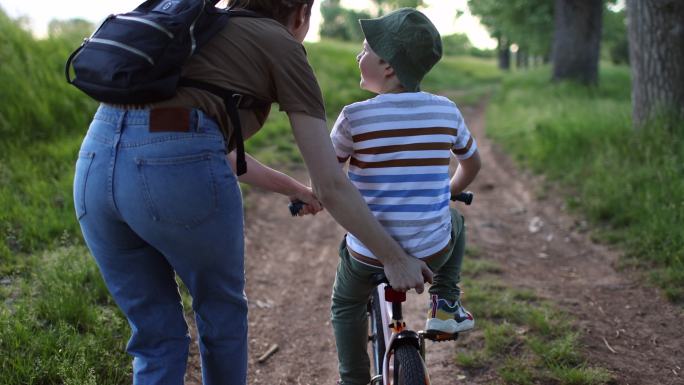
[451,191,473,205]
[288,200,305,216]
[288,191,474,216]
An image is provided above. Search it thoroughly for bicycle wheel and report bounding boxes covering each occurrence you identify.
[393,344,429,385]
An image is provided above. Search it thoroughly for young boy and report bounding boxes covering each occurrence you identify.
[329,8,482,385]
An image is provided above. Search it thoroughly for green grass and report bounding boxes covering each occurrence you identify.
[0,137,84,275]
[485,65,684,302]
[0,246,130,384]
[456,258,615,384]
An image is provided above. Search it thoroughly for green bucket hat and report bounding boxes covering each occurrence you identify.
[359,8,442,92]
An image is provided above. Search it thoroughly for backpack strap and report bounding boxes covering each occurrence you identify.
[178,78,269,176]
[177,8,269,176]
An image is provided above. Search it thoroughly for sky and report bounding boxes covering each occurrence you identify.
[0,0,497,49]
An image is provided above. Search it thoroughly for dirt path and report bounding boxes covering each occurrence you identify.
[186,98,683,385]
[456,99,683,385]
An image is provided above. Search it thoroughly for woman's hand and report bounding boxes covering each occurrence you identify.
[382,256,433,293]
[289,186,323,216]
[228,152,323,216]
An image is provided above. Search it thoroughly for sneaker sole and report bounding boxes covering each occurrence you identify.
[425,318,474,334]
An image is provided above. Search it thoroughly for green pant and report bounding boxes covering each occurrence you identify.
[331,208,466,385]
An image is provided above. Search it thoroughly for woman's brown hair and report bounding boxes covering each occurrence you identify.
[227,0,315,26]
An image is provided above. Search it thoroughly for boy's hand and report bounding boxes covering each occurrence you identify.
[289,187,323,216]
[383,256,434,293]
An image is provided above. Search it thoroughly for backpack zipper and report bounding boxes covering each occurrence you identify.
[89,38,155,65]
[115,15,174,39]
[68,14,116,73]
[188,1,206,56]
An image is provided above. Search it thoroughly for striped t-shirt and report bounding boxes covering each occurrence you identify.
[330,91,477,262]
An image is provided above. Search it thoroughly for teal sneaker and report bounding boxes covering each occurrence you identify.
[425,294,474,334]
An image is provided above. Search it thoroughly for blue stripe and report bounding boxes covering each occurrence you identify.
[368,200,449,213]
[348,172,449,183]
[359,187,450,198]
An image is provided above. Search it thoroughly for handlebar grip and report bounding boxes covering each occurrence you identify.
[288,200,305,216]
[451,191,474,205]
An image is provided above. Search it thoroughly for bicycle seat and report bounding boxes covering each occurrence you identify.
[370,272,388,286]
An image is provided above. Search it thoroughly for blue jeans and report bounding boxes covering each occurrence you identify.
[74,105,247,384]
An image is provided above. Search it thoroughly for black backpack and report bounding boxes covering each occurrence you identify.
[65,0,268,175]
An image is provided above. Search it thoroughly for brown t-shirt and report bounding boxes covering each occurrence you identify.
[155,15,326,150]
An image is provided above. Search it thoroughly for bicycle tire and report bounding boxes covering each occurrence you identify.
[370,288,386,365]
[393,344,428,385]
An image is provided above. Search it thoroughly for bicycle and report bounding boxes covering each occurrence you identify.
[289,191,473,385]
[367,191,472,385]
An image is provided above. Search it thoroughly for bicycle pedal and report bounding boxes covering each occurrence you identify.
[421,329,459,342]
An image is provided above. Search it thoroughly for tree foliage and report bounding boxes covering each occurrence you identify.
[48,18,94,42]
[468,0,554,58]
[319,0,425,42]
[441,33,471,56]
[373,0,425,15]
[320,0,371,41]
[602,8,628,65]
[441,33,495,58]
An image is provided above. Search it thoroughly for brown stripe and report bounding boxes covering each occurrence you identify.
[337,156,350,163]
[350,157,450,169]
[452,136,474,155]
[352,127,457,143]
[348,237,453,267]
[355,142,452,155]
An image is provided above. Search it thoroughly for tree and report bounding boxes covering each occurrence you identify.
[320,0,427,42]
[320,0,370,41]
[468,0,554,70]
[373,0,425,15]
[602,8,628,65]
[441,33,472,57]
[496,34,511,70]
[551,0,603,85]
[48,19,94,42]
[626,0,684,128]
[468,0,509,70]
[320,0,351,40]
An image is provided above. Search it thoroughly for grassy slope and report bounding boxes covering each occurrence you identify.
[485,66,684,301]
[0,10,96,271]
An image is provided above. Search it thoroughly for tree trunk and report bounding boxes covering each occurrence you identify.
[516,47,524,69]
[551,0,602,85]
[627,0,684,128]
[519,48,530,69]
[497,36,511,71]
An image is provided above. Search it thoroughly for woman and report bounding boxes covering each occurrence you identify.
[73,1,432,383]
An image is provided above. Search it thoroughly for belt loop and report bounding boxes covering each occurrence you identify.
[115,109,127,134]
[193,109,202,132]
